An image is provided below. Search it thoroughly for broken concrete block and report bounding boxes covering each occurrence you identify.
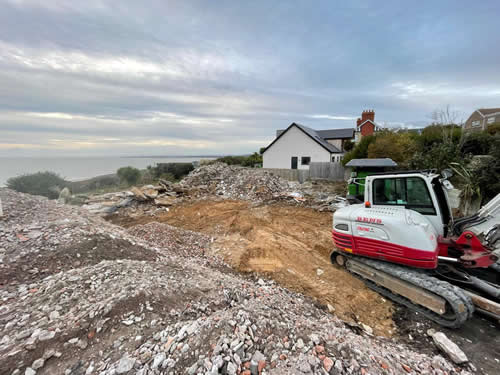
[432,332,468,364]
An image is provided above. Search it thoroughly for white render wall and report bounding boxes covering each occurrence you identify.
[263,126,331,169]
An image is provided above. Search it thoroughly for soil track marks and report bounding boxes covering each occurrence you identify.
[112,199,395,336]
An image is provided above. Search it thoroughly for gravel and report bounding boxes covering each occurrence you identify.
[0,188,472,374]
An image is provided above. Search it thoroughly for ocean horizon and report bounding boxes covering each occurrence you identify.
[0,156,216,186]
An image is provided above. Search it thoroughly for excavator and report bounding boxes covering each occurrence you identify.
[331,169,500,327]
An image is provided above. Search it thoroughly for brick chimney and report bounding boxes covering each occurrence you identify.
[356,118,362,127]
[360,109,375,123]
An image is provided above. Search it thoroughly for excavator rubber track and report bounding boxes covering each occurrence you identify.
[335,252,475,328]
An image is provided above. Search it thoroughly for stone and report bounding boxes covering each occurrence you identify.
[32,358,44,370]
[38,330,55,341]
[142,188,159,199]
[296,338,304,349]
[115,355,135,374]
[323,357,333,372]
[316,268,324,276]
[310,333,320,345]
[49,311,60,321]
[130,187,148,201]
[361,323,373,335]
[432,332,468,364]
[25,368,36,375]
[154,196,176,207]
[152,353,166,369]
[227,362,237,375]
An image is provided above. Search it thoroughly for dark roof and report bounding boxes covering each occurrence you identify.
[316,128,354,139]
[264,123,341,154]
[295,123,342,153]
[276,127,354,139]
[477,108,500,116]
[345,158,398,167]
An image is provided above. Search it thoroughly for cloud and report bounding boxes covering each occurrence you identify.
[307,114,357,121]
[0,0,499,156]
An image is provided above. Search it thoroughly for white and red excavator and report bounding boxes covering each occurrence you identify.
[331,169,500,327]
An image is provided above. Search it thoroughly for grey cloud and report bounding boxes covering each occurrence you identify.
[0,0,499,156]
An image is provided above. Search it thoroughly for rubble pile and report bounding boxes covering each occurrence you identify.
[180,163,347,211]
[81,181,186,217]
[80,164,345,219]
[127,222,212,258]
[180,163,296,202]
[0,188,473,374]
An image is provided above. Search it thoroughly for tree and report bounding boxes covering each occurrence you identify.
[367,131,417,166]
[117,166,141,186]
[429,105,463,126]
[343,139,354,152]
[342,135,376,166]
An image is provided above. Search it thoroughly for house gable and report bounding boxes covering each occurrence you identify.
[464,108,500,131]
[262,124,333,169]
[263,123,340,154]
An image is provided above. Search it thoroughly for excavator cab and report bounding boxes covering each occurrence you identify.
[365,171,453,237]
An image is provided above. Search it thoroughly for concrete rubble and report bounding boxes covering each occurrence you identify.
[0,187,472,374]
[431,332,468,365]
[81,163,346,218]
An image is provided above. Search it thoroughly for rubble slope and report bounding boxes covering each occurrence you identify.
[0,188,470,375]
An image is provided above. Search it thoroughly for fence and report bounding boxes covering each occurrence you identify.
[263,168,310,183]
[263,162,346,183]
[309,162,345,181]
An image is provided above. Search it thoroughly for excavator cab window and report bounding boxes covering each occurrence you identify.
[373,177,436,215]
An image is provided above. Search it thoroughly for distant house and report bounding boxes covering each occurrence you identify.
[463,108,500,132]
[262,109,379,169]
[354,109,381,142]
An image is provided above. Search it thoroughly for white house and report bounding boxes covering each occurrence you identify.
[262,110,380,169]
[262,123,351,169]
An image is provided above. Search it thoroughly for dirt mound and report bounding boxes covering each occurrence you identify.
[119,199,395,337]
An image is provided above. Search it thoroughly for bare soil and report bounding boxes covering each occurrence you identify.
[109,199,396,336]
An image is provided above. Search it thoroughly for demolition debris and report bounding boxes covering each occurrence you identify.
[0,188,473,375]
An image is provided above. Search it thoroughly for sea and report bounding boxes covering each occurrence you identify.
[0,156,215,186]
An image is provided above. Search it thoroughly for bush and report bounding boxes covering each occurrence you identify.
[7,171,68,199]
[69,174,120,194]
[214,152,263,167]
[153,163,194,180]
[408,141,465,171]
[117,166,141,186]
[461,131,492,155]
[417,124,462,150]
[487,123,500,135]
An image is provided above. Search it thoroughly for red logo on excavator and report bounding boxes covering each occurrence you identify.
[356,216,382,225]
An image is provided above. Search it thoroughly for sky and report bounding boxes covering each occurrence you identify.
[1,0,499,157]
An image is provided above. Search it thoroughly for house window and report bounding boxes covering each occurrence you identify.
[487,117,495,124]
[301,156,311,165]
[472,120,480,127]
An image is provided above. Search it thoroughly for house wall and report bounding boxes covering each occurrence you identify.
[464,111,484,131]
[263,126,331,169]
